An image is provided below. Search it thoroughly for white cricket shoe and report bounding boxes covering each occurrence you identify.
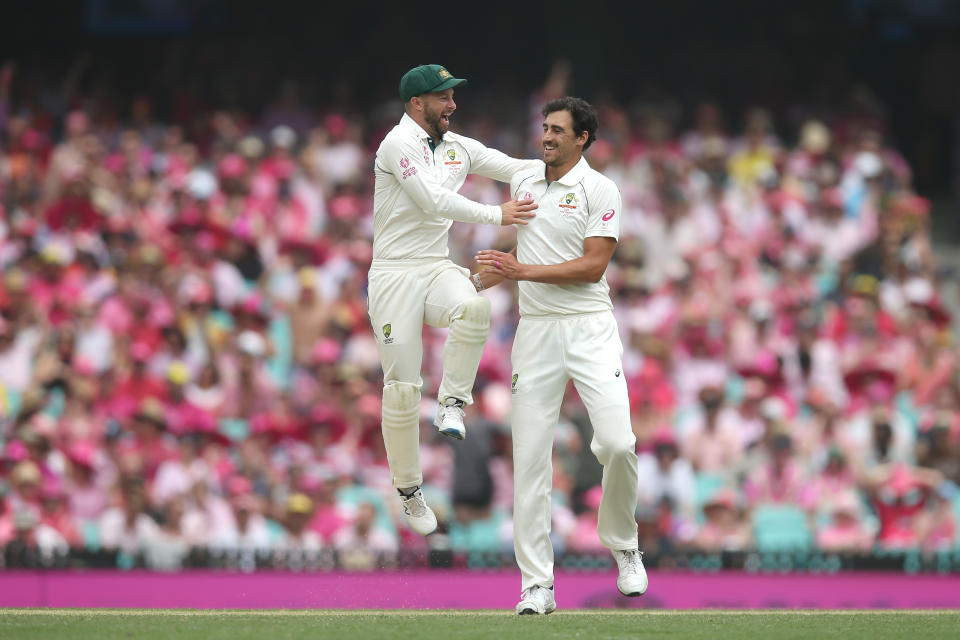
[612,549,648,596]
[398,487,438,535]
[434,397,466,440]
[515,585,556,615]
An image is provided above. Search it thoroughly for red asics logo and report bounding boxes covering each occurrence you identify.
[602,209,616,221]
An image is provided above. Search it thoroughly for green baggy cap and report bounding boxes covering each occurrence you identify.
[399,64,467,102]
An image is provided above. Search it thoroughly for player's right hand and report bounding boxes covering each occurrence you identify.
[500,198,537,226]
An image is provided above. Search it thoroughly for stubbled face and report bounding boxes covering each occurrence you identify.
[542,109,586,168]
[417,89,456,139]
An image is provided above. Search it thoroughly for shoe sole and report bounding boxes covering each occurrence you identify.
[437,427,465,440]
[516,607,555,615]
[408,522,438,536]
[617,587,646,597]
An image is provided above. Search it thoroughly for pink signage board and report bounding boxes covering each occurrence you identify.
[1,571,958,609]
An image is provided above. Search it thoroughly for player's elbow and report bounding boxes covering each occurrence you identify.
[586,263,606,283]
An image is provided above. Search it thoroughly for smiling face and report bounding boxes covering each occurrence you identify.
[542,109,587,168]
[412,88,456,140]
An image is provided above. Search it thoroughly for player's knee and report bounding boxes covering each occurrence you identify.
[449,296,490,342]
[456,295,490,324]
[382,382,421,429]
[591,432,637,466]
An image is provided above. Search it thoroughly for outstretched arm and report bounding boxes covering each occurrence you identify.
[465,137,542,184]
[379,135,537,226]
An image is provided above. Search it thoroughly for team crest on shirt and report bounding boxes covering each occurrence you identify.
[558,192,580,214]
[511,373,519,394]
[382,323,394,344]
[444,148,463,176]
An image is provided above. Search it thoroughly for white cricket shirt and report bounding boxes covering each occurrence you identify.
[373,113,540,261]
[510,156,622,317]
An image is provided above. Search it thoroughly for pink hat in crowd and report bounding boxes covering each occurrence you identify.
[324,114,348,138]
[218,154,248,179]
[819,187,844,209]
[249,413,276,439]
[2,439,28,464]
[584,485,604,511]
[651,427,678,448]
[66,441,97,469]
[311,338,341,365]
[229,218,255,244]
[704,488,740,511]
[226,474,253,497]
[356,393,381,419]
[41,476,66,499]
[130,341,154,362]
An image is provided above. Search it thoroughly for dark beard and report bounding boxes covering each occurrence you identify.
[424,109,447,140]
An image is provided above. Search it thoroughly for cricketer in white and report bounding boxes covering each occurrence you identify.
[369,64,539,536]
[475,97,647,614]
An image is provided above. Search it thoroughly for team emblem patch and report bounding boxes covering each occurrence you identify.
[438,68,452,80]
[383,323,394,344]
[444,148,462,168]
[511,373,519,394]
[558,192,579,211]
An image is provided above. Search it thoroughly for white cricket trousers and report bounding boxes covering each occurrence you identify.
[511,310,639,591]
[367,258,490,488]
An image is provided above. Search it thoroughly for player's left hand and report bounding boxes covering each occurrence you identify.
[475,250,524,280]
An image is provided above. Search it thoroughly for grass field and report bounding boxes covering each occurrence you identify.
[2,609,960,640]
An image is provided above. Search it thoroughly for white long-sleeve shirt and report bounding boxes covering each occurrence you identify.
[372,113,540,260]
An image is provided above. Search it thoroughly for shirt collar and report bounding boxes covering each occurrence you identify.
[554,156,591,186]
[534,155,590,185]
[400,112,439,143]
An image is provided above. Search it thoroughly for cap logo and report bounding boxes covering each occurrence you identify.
[438,68,452,79]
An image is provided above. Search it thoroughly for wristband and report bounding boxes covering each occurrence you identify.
[472,273,484,292]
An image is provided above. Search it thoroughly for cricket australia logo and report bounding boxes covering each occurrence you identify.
[558,192,580,213]
[382,323,394,344]
[511,373,519,394]
[444,148,462,166]
[438,68,452,80]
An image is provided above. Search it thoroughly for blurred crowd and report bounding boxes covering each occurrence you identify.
[1,60,959,571]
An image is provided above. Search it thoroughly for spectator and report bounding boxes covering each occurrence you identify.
[691,489,752,552]
[277,493,322,552]
[332,501,398,569]
[816,490,875,552]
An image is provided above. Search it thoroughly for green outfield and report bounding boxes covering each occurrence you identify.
[2,610,959,640]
